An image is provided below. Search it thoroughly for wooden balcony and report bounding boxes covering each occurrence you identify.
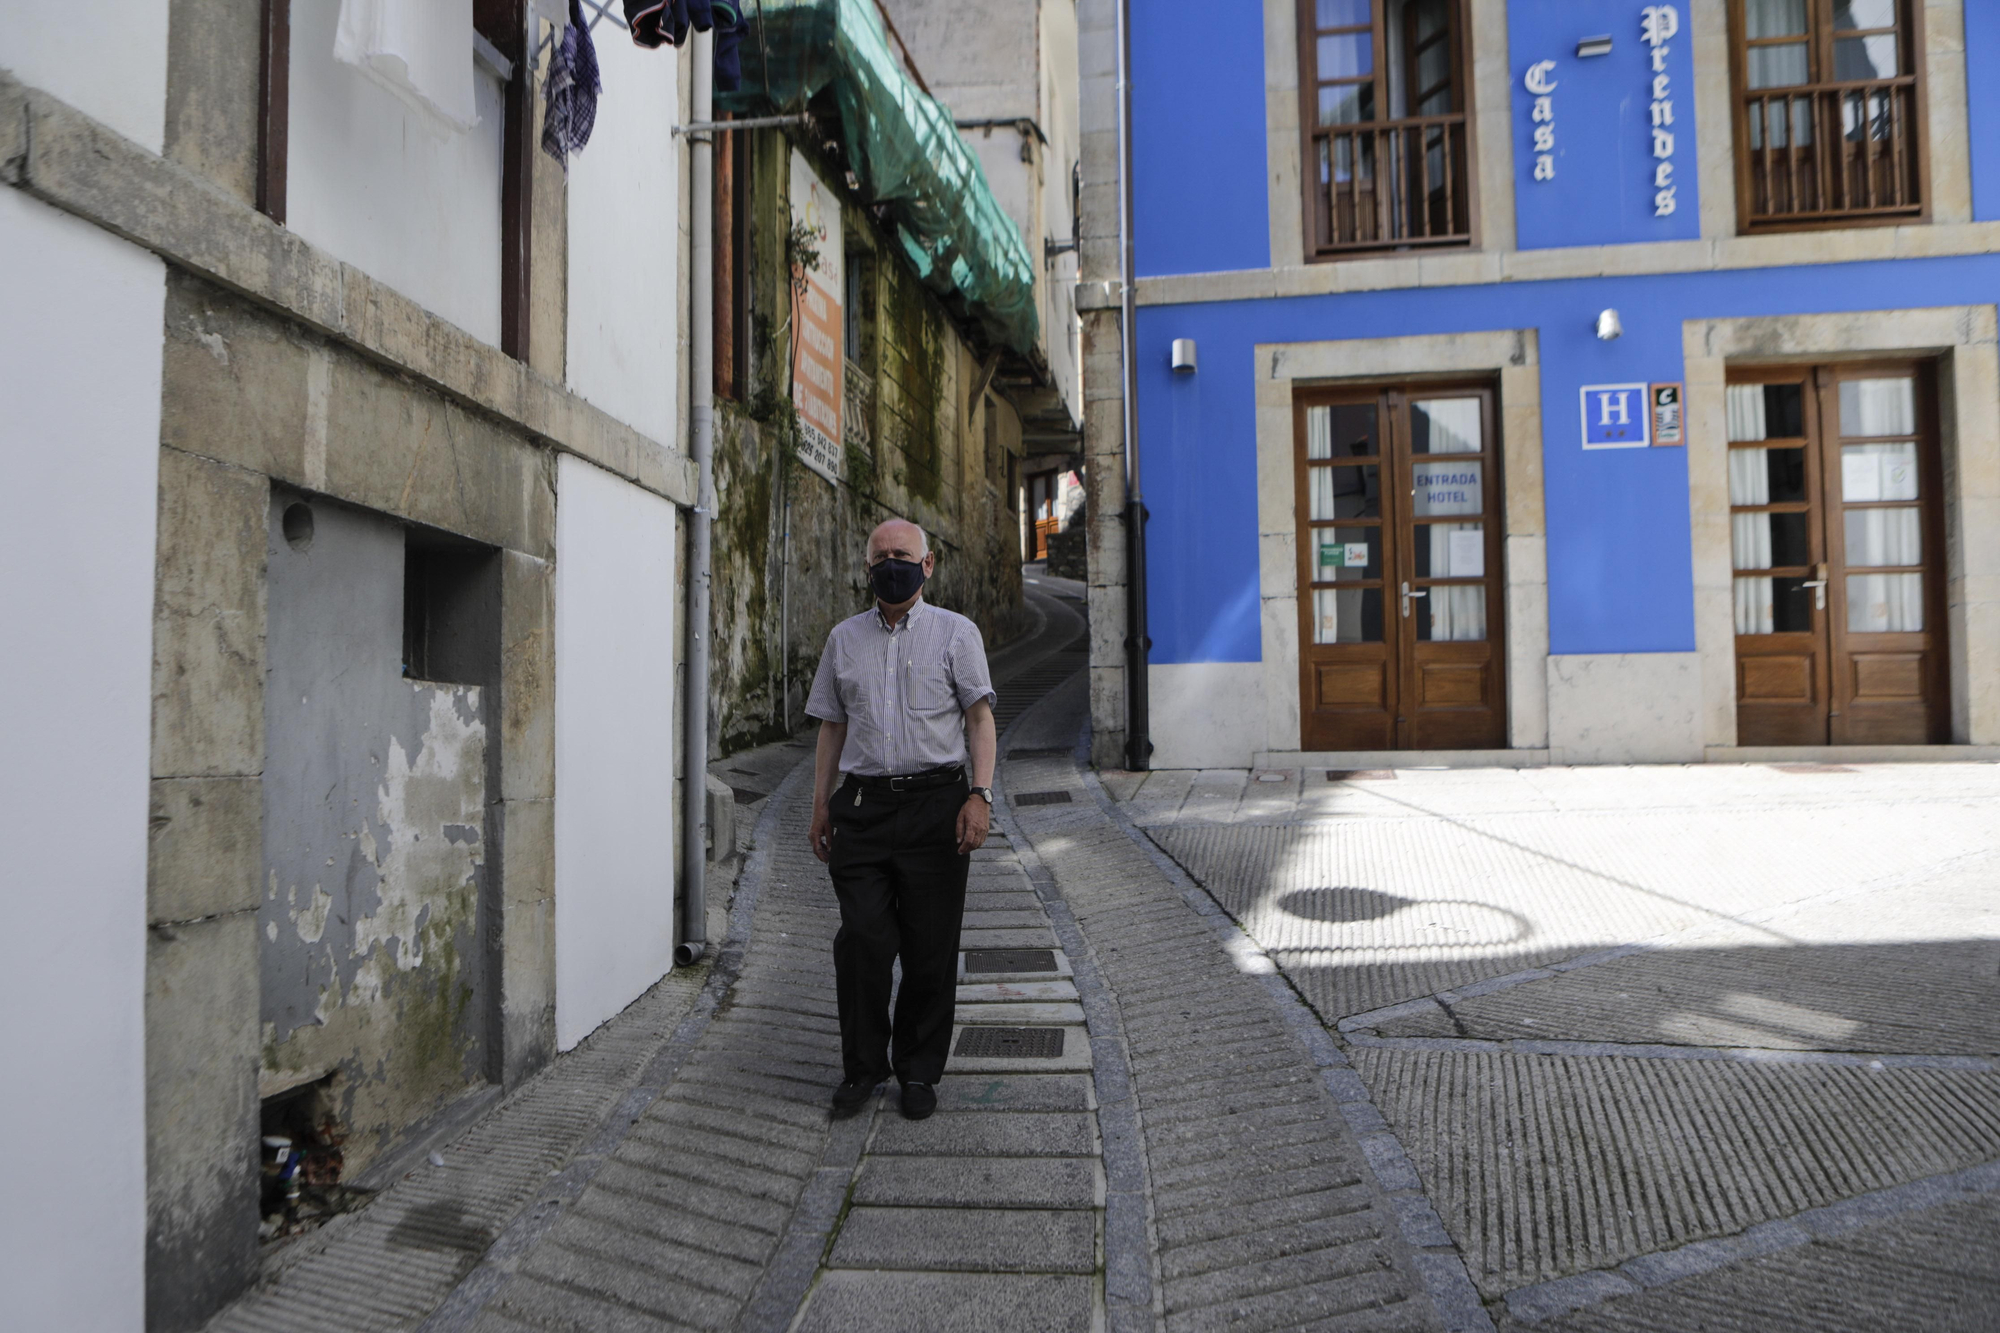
[1742,76,1922,227]
[1308,113,1471,258]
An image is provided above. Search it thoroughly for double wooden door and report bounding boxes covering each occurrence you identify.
[1729,363,1948,745]
[1295,384,1506,751]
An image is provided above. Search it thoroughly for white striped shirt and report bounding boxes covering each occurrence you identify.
[805,599,997,777]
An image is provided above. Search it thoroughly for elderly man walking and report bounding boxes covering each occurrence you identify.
[806,518,997,1120]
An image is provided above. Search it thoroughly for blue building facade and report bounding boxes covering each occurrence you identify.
[1112,0,2000,767]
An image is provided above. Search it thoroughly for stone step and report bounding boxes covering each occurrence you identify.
[956,979,1079,1003]
[852,1155,1101,1209]
[958,927,1060,950]
[870,1111,1097,1158]
[961,910,1050,931]
[826,1207,1096,1274]
[793,1271,1093,1333]
[954,1002,1086,1027]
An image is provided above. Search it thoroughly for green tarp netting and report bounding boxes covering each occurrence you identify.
[718,0,1041,358]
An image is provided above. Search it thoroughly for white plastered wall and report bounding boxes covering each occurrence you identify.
[0,189,164,1333]
[1175,329,1549,768]
[2,1,169,151]
[286,0,506,346]
[566,32,680,444]
[1683,306,2000,749]
[553,456,680,1049]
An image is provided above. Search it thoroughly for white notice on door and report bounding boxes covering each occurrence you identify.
[1448,529,1485,577]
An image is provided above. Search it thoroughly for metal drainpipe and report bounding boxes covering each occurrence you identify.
[677,31,716,967]
[1114,0,1151,772]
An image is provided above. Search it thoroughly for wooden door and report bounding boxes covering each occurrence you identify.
[1729,363,1947,745]
[1295,385,1506,751]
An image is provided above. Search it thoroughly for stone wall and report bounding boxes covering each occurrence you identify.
[706,133,1032,755]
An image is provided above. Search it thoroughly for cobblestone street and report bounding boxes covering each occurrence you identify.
[201,579,2000,1332]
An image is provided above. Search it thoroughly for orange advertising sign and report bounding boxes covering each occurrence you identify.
[789,150,844,484]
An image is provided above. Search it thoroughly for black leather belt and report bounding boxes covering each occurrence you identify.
[846,765,965,793]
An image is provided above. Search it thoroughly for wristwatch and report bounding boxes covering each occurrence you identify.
[968,786,994,805]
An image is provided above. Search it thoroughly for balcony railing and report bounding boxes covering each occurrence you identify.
[1309,113,1471,258]
[1742,76,1921,226]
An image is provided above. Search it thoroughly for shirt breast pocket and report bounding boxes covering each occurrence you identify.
[906,664,956,713]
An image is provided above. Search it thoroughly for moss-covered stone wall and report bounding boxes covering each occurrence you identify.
[707,133,1030,755]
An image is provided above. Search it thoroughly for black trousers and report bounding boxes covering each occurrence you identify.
[826,775,970,1085]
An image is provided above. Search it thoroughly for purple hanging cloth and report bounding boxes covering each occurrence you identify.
[542,0,602,165]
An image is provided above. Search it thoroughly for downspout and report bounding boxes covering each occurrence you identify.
[678,30,716,967]
[1115,0,1151,771]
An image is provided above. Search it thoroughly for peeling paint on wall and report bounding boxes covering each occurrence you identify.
[261,493,492,1174]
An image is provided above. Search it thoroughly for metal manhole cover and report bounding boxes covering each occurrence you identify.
[1013,790,1072,806]
[954,1026,1066,1058]
[1008,747,1069,759]
[964,949,1057,974]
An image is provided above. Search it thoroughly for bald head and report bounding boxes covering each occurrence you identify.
[867,519,929,563]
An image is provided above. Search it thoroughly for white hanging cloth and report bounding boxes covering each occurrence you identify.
[334,0,480,133]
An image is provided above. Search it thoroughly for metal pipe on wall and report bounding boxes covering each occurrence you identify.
[677,31,716,967]
[1115,0,1152,771]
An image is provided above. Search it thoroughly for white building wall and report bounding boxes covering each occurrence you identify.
[0,189,165,1333]
[285,0,506,345]
[1,1,169,150]
[565,35,681,445]
[553,455,679,1050]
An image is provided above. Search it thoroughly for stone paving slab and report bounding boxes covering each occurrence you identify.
[934,1073,1094,1113]
[957,979,1080,1003]
[1000,741,1455,1331]
[827,1206,1098,1273]
[959,926,1062,949]
[853,1155,1101,1209]
[963,910,1054,929]
[793,1271,1095,1333]
[954,1000,1087,1026]
[869,1110,1098,1158]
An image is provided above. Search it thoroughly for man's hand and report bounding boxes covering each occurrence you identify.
[810,804,834,863]
[955,795,990,854]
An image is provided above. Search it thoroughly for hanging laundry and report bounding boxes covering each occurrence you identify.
[542,0,602,164]
[333,0,480,132]
[712,2,746,92]
[623,0,746,90]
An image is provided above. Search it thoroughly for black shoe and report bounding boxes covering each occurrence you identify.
[899,1081,937,1120]
[831,1076,876,1116]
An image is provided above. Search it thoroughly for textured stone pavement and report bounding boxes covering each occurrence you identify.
[1110,762,2000,1329]
[207,570,1998,1332]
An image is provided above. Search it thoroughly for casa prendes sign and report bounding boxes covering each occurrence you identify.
[1508,1,1701,249]
[1642,5,1681,217]
[789,149,844,486]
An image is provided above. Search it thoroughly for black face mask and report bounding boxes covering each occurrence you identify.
[869,557,927,605]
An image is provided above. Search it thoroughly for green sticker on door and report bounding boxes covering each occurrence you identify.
[1319,541,1371,569]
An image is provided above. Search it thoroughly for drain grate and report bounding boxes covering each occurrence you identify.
[1007,747,1070,759]
[954,1026,1066,1059]
[964,949,1057,974]
[1327,769,1397,782]
[1013,790,1072,806]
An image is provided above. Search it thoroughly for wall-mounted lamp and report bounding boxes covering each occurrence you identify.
[1576,34,1614,57]
[1171,338,1198,374]
[1595,309,1624,341]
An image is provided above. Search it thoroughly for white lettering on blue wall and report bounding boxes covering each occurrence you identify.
[1525,60,1558,181]
[1581,383,1653,449]
[1642,5,1680,216]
